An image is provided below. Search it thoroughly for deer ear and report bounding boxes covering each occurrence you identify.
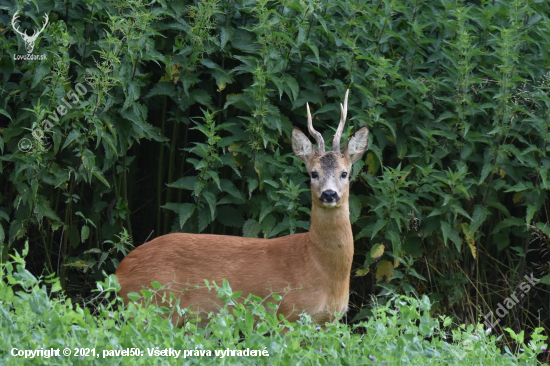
[342,126,369,164]
[292,127,316,165]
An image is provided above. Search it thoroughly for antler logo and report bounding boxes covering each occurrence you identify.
[11,12,49,54]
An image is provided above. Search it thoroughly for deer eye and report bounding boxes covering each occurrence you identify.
[311,171,319,179]
[341,172,348,179]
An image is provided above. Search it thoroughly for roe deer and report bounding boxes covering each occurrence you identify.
[115,90,369,327]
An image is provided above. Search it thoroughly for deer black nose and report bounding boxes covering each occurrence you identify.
[320,190,339,202]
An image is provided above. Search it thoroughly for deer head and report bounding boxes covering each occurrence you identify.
[12,12,49,54]
[291,90,370,209]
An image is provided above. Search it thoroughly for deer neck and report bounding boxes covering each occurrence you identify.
[308,201,354,280]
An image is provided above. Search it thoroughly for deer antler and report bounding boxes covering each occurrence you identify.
[27,14,48,43]
[332,89,349,153]
[38,14,48,36]
[11,12,25,38]
[11,12,48,41]
[306,102,325,154]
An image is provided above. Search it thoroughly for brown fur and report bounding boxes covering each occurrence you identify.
[116,124,368,327]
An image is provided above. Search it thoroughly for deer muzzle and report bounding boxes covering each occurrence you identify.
[320,190,340,205]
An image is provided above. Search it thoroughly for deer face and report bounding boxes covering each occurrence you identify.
[291,90,369,208]
[308,151,350,208]
[292,126,369,208]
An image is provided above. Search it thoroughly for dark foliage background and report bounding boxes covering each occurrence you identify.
[0,0,549,343]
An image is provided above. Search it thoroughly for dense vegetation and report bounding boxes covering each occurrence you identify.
[0,248,547,365]
[0,0,549,362]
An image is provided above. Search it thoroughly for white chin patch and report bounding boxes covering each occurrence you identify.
[323,202,337,207]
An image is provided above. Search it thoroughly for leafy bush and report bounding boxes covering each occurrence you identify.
[0,247,547,365]
[0,0,549,345]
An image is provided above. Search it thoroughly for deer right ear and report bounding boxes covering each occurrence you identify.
[292,127,316,165]
[342,126,369,164]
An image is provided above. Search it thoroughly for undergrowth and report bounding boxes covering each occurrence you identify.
[0,245,547,365]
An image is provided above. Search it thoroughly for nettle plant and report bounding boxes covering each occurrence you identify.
[0,0,549,348]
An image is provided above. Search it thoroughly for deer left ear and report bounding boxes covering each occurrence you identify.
[291,127,316,165]
[342,126,369,164]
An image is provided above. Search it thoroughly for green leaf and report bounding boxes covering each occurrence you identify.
[198,206,212,232]
[269,75,284,99]
[202,191,217,221]
[525,204,537,225]
[208,170,221,190]
[369,244,384,259]
[263,179,279,188]
[259,202,273,223]
[440,221,462,251]
[220,154,241,177]
[220,27,230,48]
[123,80,141,110]
[220,179,245,202]
[349,195,362,224]
[81,225,90,243]
[50,281,62,293]
[487,200,510,218]
[200,59,221,70]
[191,89,213,107]
[371,219,388,239]
[269,221,289,238]
[273,31,296,48]
[247,178,258,198]
[217,206,244,227]
[351,308,373,322]
[243,219,261,238]
[162,203,196,229]
[408,268,427,281]
[31,64,50,88]
[385,230,401,247]
[494,232,511,252]
[231,28,260,53]
[469,205,491,233]
[0,109,12,122]
[127,292,141,301]
[0,210,10,222]
[491,217,524,235]
[477,163,492,185]
[283,76,299,102]
[84,248,101,254]
[169,176,199,190]
[98,252,108,269]
[304,41,320,66]
[62,130,81,150]
[145,82,176,98]
[212,69,234,91]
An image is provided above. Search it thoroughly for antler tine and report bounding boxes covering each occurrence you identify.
[39,14,48,33]
[306,102,325,153]
[332,89,349,153]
